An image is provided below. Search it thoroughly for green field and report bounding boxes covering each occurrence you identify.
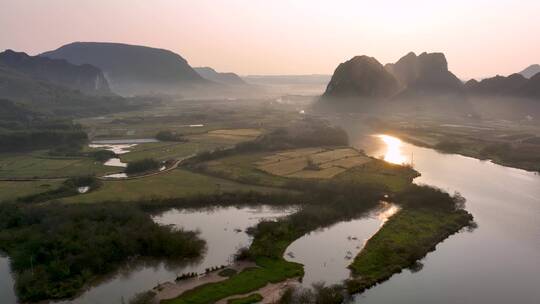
[196,150,418,192]
[0,153,112,179]
[335,159,419,192]
[119,142,219,162]
[163,258,301,304]
[347,208,473,293]
[198,152,291,188]
[61,169,288,204]
[0,180,64,202]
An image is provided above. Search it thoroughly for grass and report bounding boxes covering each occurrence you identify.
[392,123,540,173]
[227,293,263,304]
[118,129,262,163]
[193,148,417,192]
[335,159,419,192]
[0,180,64,202]
[164,182,387,304]
[256,147,367,179]
[61,169,288,204]
[198,152,291,188]
[0,152,112,179]
[347,208,473,293]
[163,258,302,304]
[120,141,223,162]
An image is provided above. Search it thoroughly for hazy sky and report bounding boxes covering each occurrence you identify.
[1,0,539,79]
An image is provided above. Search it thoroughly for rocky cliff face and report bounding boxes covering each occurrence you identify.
[387,52,464,95]
[41,42,209,95]
[322,55,400,99]
[322,52,464,103]
[0,50,110,94]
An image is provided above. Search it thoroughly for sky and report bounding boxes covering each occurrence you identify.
[1,0,539,79]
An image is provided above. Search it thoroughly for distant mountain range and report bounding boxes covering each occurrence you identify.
[466,72,540,100]
[519,64,540,79]
[322,52,464,101]
[323,55,400,99]
[194,67,246,85]
[41,42,209,95]
[322,52,539,104]
[0,49,110,94]
[0,52,129,116]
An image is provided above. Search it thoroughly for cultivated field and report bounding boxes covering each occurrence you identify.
[61,169,287,204]
[256,147,371,179]
[0,153,112,179]
[0,180,64,202]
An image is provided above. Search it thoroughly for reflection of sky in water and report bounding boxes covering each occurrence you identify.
[46,206,294,304]
[88,143,137,155]
[376,135,407,165]
[285,202,399,287]
[353,133,540,304]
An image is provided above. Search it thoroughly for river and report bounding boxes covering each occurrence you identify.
[352,134,540,304]
[0,206,294,304]
[2,134,539,303]
[284,202,399,287]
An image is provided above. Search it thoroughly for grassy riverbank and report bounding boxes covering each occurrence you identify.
[163,183,385,304]
[347,188,474,293]
[389,125,540,173]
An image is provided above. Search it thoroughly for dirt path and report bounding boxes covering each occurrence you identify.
[99,154,194,181]
[215,278,300,304]
[153,261,257,302]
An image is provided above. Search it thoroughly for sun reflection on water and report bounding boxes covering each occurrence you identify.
[377,202,400,225]
[376,134,407,165]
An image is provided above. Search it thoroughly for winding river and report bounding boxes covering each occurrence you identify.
[353,134,540,304]
[284,202,399,287]
[1,134,540,303]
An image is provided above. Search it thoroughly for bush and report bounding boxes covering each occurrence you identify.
[277,283,344,304]
[218,268,238,277]
[156,130,186,142]
[18,176,102,204]
[125,158,161,175]
[0,202,204,302]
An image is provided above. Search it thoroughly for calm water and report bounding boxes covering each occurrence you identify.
[0,256,16,304]
[352,134,540,304]
[285,203,399,287]
[3,134,540,303]
[88,143,136,169]
[1,206,293,304]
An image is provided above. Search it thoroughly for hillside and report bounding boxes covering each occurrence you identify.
[387,52,464,97]
[0,50,110,94]
[41,42,209,95]
[322,56,400,99]
[0,64,127,116]
[194,67,246,85]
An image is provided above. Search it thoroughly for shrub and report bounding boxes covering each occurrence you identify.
[125,158,161,175]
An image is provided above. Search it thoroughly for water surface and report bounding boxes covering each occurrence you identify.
[353,134,540,304]
[0,206,293,304]
[285,203,399,287]
[0,256,16,304]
